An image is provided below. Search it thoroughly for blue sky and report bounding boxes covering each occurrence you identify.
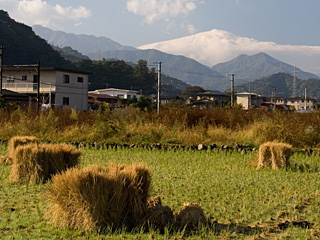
[0,0,319,47]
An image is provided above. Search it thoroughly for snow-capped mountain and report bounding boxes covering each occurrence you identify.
[139,29,320,76]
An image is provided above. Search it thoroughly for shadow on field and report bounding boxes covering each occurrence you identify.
[288,163,320,173]
[207,219,313,238]
[209,220,263,236]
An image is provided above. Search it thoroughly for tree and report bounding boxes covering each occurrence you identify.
[133,60,156,95]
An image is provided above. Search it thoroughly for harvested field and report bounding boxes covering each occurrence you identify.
[1,145,320,239]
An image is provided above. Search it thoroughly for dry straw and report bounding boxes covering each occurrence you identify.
[45,162,151,232]
[2,136,39,164]
[175,203,207,231]
[139,196,174,232]
[9,143,81,184]
[256,142,293,169]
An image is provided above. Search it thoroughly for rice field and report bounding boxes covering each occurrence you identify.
[1,144,320,239]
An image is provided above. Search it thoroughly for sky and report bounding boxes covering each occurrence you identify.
[0,0,319,48]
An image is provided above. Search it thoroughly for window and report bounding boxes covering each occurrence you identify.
[127,95,131,99]
[63,75,70,83]
[63,97,69,106]
[22,75,27,81]
[77,77,83,83]
[6,76,14,83]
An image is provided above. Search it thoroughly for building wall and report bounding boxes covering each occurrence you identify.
[286,99,315,110]
[54,71,88,111]
[237,96,249,109]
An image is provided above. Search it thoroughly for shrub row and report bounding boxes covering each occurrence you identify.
[1,139,318,155]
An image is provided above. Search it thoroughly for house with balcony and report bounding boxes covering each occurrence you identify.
[2,66,89,111]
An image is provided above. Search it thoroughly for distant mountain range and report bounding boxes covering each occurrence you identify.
[33,26,320,92]
[32,25,136,55]
[94,49,228,90]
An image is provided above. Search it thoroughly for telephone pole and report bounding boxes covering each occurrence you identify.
[292,65,297,97]
[230,74,235,107]
[157,62,161,114]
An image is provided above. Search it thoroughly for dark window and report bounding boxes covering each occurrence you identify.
[33,75,38,90]
[63,75,70,83]
[22,75,27,81]
[63,97,69,106]
[77,77,83,83]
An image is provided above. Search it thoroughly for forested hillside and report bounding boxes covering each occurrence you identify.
[0,10,73,68]
[235,73,320,98]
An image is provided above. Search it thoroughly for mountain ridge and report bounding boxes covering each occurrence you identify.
[212,52,319,84]
[32,25,136,55]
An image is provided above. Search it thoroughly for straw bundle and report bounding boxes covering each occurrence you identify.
[9,143,81,184]
[143,205,174,232]
[1,136,39,165]
[175,203,207,231]
[45,162,151,232]
[139,196,174,232]
[8,136,39,158]
[256,142,293,169]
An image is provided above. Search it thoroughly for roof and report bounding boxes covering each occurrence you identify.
[88,93,118,99]
[1,89,33,100]
[90,88,140,94]
[236,92,262,97]
[3,65,91,75]
[197,90,229,97]
[287,96,315,101]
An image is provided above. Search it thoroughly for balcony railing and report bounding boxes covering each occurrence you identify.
[2,83,55,93]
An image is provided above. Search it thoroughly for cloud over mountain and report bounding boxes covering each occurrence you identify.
[139,29,320,75]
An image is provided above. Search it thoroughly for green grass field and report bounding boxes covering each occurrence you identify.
[1,144,320,239]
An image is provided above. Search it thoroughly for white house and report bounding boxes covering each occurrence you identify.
[2,66,89,111]
[236,92,266,109]
[89,88,141,99]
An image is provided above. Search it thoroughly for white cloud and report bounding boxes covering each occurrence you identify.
[182,23,196,34]
[0,0,91,27]
[126,0,197,24]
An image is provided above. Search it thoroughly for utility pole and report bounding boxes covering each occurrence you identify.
[230,74,234,107]
[157,62,161,114]
[304,87,307,111]
[272,86,276,110]
[37,60,40,111]
[292,65,297,97]
[0,45,3,95]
